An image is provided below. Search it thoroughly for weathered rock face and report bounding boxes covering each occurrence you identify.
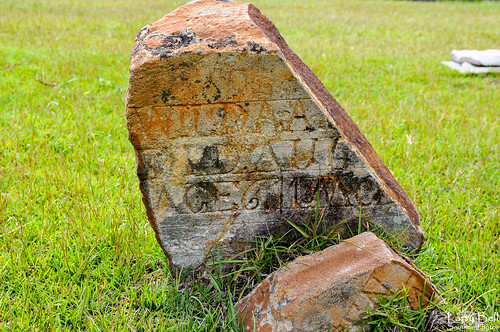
[125,0,424,270]
[237,232,435,332]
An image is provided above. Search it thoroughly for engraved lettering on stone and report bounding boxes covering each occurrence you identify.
[185,182,218,213]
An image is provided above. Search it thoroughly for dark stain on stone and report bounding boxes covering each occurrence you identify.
[185,181,218,213]
[134,25,150,43]
[161,31,197,50]
[335,173,369,206]
[373,188,391,205]
[148,30,201,59]
[253,308,263,321]
[217,107,224,118]
[178,61,194,68]
[131,41,152,59]
[247,41,268,54]
[305,126,316,132]
[208,35,242,49]
[294,176,319,205]
[157,50,174,60]
[188,145,224,175]
[263,193,280,212]
[201,78,221,103]
[161,89,175,104]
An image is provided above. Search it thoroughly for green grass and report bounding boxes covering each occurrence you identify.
[0,0,499,330]
[362,289,453,331]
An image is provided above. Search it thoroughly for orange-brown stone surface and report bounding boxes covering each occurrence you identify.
[237,232,435,332]
[125,0,424,270]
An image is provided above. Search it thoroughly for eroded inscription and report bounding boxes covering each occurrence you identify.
[182,173,390,213]
[132,95,417,269]
[134,95,403,270]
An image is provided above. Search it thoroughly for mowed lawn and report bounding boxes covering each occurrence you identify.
[1,0,499,330]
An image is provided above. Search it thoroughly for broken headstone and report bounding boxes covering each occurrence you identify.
[125,0,424,270]
[237,232,435,332]
[441,61,500,74]
[451,49,500,67]
[442,49,500,74]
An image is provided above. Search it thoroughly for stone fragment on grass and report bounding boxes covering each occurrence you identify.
[442,49,500,74]
[237,232,435,332]
[125,0,424,271]
[451,49,500,67]
[441,61,500,74]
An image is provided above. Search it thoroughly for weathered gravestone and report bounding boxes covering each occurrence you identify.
[125,0,424,270]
